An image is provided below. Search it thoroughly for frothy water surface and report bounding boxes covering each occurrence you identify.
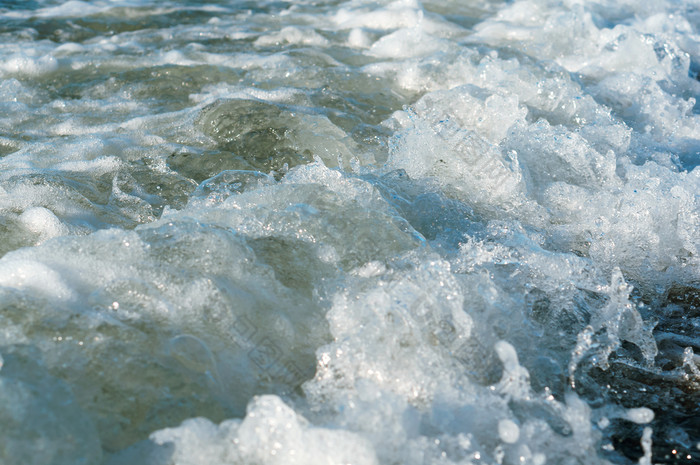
[0,1,699,464]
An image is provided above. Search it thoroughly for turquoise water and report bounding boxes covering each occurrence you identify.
[0,1,699,464]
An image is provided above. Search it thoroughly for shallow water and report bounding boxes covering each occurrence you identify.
[0,1,699,464]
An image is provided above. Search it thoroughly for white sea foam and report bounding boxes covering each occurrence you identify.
[18,206,70,242]
[0,54,59,77]
[0,0,698,463]
[150,395,379,465]
[254,26,330,47]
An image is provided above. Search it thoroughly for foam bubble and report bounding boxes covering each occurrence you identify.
[18,206,69,242]
[498,419,520,444]
[625,407,655,424]
[34,0,106,18]
[0,257,76,301]
[151,396,379,465]
[639,427,654,465]
[368,27,447,59]
[0,54,58,77]
[333,0,424,30]
[348,28,371,48]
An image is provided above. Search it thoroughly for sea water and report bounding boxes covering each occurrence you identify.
[0,0,698,464]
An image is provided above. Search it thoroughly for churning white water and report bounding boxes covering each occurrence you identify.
[0,0,699,464]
